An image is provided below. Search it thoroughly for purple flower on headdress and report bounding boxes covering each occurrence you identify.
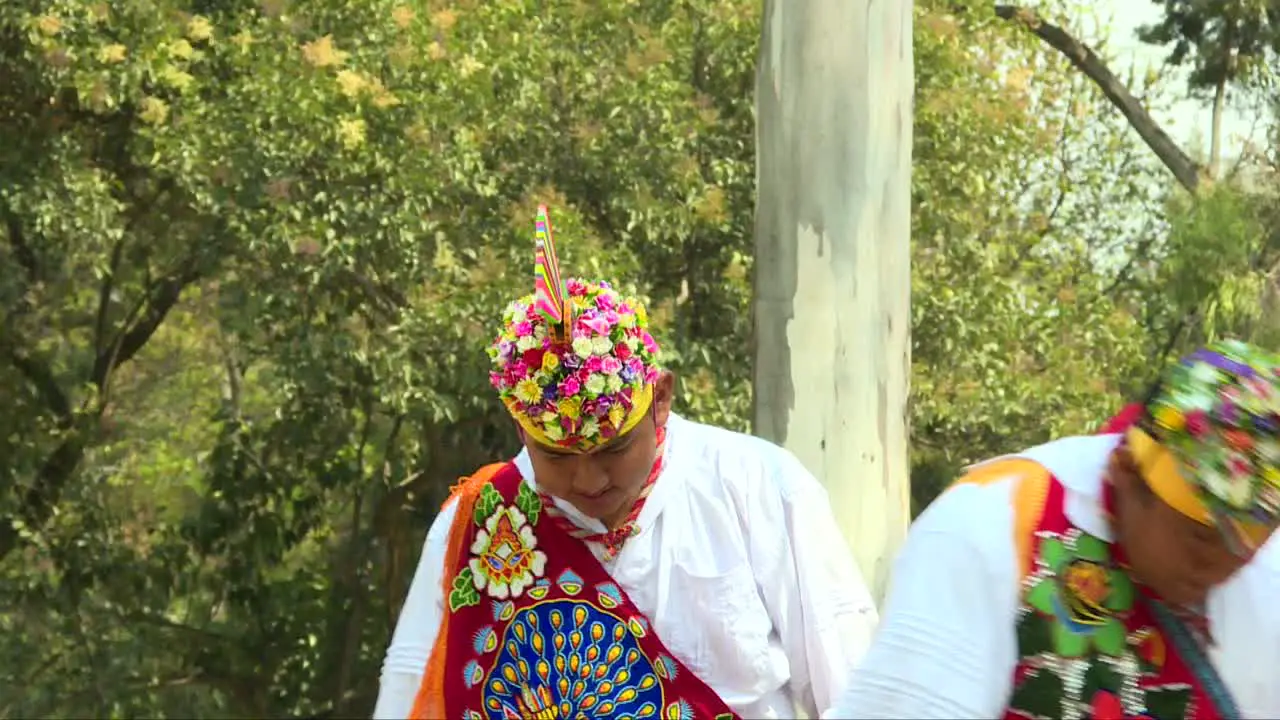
[1257,414,1279,434]
[563,353,582,369]
[542,385,557,402]
[620,366,638,383]
[596,395,614,411]
[1217,401,1238,424]
[1187,348,1255,378]
[625,357,644,377]
[497,341,515,361]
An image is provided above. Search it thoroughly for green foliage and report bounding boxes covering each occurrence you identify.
[1,0,1276,717]
[1139,0,1280,95]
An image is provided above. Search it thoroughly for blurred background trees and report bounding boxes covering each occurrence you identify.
[2,0,1278,716]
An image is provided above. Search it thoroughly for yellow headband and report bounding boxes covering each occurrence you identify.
[1127,426,1275,551]
[1125,426,1212,525]
[507,384,655,454]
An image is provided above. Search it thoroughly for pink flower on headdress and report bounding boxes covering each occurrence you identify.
[514,321,534,337]
[604,310,620,326]
[509,360,529,378]
[1245,375,1273,400]
[644,367,660,383]
[615,342,633,360]
[489,371,504,388]
[1229,455,1251,477]
[1185,410,1210,438]
[600,356,623,375]
[585,356,604,373]
[579,313,611,336]
[559,377,581,397]
[641,331,659,354]
[566,278,587,295]
[595,293,616,311]
[625,358,644,377]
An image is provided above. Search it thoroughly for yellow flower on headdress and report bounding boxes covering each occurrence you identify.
[1264,467,1280,490]
[1154,405,1184,432]
[608,403,625,430]
[514,378,542,404]
[557,396,582,421]
[541,352,560,373]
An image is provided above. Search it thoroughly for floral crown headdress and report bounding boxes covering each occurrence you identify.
[1126,339,1280,555]
[487,206,662,452]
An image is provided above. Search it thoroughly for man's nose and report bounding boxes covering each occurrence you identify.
[569,460,608,495]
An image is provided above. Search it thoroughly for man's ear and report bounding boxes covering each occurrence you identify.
[653,371,675,427]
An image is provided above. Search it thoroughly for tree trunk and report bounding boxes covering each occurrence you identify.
[1208,76,1226,180]
[752,0,913,602]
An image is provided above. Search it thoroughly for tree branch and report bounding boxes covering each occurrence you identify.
[93,238,126,356]
[8,350,72,423]
[91,265,199,390]
[992,4,1206,194]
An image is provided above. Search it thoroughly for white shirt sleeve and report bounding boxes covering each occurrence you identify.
[749,449,880,718]
[824,481,1020,719]
[372,501,458,720]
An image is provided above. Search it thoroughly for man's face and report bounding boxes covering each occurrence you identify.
[1110,447,1271,606]
[521,372,674,527]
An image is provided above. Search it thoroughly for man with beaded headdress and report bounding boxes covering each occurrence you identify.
[828,339,1280,719]
[373,207,878,720]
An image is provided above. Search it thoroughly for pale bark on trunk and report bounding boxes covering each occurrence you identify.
[752,0,913,603]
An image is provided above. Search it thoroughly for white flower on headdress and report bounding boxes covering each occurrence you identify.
[591,336,613,355]
[516,335,537,352]
[605,374,623,393]
[585,374,606,395]
[1189,362,1222,385]
[572,337,594,359]
[1258,438,1280,464]
[543,423,565,441]
[1204,466,1253,509]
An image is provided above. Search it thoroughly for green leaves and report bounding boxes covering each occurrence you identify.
[448,568,481,612]
[474,483,503,527]
[515,481,542,526]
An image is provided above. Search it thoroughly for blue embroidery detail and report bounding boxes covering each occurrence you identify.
[480,599,663,718]
[1150,600,1240,718]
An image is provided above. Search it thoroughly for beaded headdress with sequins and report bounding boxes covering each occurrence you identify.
[1127,339,1280,554]
[486,206,662,451]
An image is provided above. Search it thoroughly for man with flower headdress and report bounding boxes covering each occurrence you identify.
[373,207,878,720]
[827,339,1280,720]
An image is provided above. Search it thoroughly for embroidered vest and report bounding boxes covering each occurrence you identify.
[956,460,1221,720]
[410,462,739,720]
